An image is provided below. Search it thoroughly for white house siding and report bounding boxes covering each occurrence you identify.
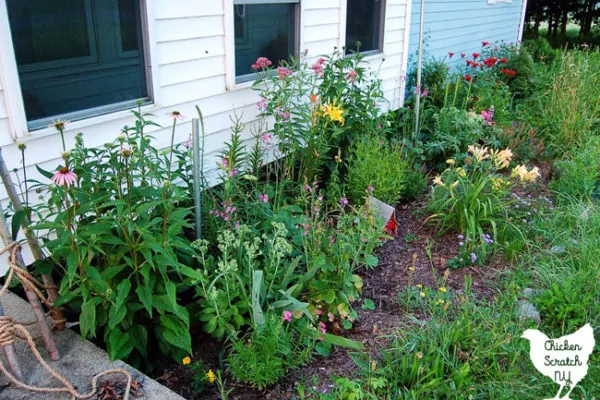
[0,0,411,206]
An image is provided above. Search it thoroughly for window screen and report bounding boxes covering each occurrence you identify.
[6,0,149,128]
[233,1,298,81]
[345,0,385,53]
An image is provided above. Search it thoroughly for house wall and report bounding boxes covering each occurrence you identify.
[407,0,526,70]
[0,0,411,270]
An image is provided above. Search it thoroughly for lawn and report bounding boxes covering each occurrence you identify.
[11,38,600,399]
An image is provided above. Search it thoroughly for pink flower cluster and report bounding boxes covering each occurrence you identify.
[258,193,269,203]
[274,106,290,120]
[481,106,495,126]
[257,97,268,112]
[277,66,293,80]
[220,157,239,177]
[251,57,272,71]
[210,202,237,223]
[311,58,325,76]
[346,69,357,83]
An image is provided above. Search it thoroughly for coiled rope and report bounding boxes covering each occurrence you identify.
[0,245,132,399]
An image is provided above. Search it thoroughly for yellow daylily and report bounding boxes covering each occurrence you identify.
[320,102,345,125]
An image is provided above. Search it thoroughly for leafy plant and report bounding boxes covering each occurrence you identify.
[29,109,196,364]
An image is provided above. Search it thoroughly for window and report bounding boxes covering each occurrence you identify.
[6,0,149,129]
[233,0,299,82]
[345,0,386,54]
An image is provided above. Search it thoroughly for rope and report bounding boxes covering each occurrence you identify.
[0,245,132,399]
[0,316,132,399]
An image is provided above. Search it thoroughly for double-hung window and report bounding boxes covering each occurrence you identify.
[345,0,386,54]
[233,0,299,83]
[6,0,150,130]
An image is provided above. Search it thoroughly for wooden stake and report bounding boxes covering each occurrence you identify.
[0,148,65,331]
[0,203,60,361]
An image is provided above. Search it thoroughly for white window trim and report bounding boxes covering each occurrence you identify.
[488,0,513,4]
[0,0,159,138]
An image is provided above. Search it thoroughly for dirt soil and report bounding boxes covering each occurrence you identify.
[152,199,508,400]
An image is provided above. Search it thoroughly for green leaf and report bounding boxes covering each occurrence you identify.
[130,324,148,357]
[365,254,378,268]
[136,286,153,316]
[362,298,376,310]
[108,303,127,330]
[320,333,365,350]
[36,164,54,179]
[251,270,264,327]
[159,314,192,353]
[165,280,178,311]
[115,280,131,310]
[80,299,97,339]
[10,210,27,241]
[107,328,134,360]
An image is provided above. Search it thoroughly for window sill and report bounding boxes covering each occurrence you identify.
[22,101,157,141]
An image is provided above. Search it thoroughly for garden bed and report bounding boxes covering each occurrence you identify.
[152,199,508,399]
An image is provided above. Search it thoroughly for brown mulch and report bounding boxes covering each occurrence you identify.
[152,199,509,400]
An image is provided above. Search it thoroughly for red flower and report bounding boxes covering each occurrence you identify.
[482,41,491,47]
[448,52,455,58]
[471,62,480,69]
[460,53,466,58]
[251,57,272,70]
[483,57,498,68]
[501,68,516,76]
[466,60,473,66]
[500,57,509,64]
[464,74,472,82]
[472,52,480,60]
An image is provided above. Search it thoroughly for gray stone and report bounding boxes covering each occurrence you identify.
[516,300,541,323]
[0,291,185,400]
[550,245,566,254]
[521,288,543,299]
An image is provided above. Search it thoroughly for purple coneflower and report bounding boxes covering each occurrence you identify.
[51,167,78,187]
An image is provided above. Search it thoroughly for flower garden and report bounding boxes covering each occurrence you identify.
[7,38,600,399]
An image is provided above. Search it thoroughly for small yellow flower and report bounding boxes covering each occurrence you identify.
[420,291,426,297]
[436,298,445,305]
[182,356,191,365]
[416,351,424,359]
[409,266,416,272]
[438,287,447,293]
[206,369,216,384]
[416,284,423,289]
[446,159,456,166]
[511,165,540,183]
[455,167,467,178]
[432,176,445,187]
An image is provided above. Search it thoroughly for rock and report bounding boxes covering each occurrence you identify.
[550,245,565,254]
[516,300,541,323]
[521,288,543,299]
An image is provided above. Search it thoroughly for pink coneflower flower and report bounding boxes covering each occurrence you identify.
[339,197,348,207]
[170,111,183,120]
[51,167,78,187]
[282,310,292,322]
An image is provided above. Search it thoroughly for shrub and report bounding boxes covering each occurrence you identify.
[347,136,409,205]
